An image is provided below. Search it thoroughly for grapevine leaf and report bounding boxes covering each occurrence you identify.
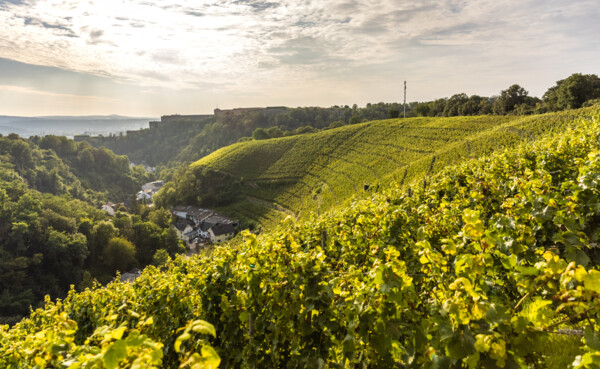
[201,345,221,368]
[584,327,600,351]
[191,320,217,337]
[103,340,127,369]
[175,332,191,353]
[584,270,600,293]
[111,326,127,340]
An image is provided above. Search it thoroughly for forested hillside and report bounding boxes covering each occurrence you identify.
[85,73,600,170]
[3,107,600,368]
[156,108,596,228]
[0,134,183,325]
[84,104,409,168]
[1,133,146,204]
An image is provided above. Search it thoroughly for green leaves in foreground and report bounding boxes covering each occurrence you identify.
[175,319,220,369]
[0,297,219,369]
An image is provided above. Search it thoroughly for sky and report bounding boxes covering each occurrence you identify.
[0,0,599,116]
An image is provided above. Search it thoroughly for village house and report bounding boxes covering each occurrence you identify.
[172,205,191,219]
[173,220,195,242]
[136,180,165,202]
[187,208,213,226]
[142,181,165,191]
[101,202,116,216]
[209,223,236,243]
[197,222,213,239]
[171,205,238,243]
[136,189,153,201]
[130,162,156,173]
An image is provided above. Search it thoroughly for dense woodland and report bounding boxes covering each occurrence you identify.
[0,134,184,325]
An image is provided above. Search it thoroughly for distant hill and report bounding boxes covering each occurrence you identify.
[82,104,408,167]
[157,108,595,228]
[0,115,156,137]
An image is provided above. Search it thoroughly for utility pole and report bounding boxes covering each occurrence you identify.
[403,81,407,118]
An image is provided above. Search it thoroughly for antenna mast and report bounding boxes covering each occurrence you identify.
[403,81,407,118]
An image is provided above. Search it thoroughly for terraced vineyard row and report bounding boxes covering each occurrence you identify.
[183,109,596,228]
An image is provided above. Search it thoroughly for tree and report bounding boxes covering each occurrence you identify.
[443,93,469,116]
[133,221,163,265]
[103,237,137,272]
[89,221,118,262]
[349,116,362,125]
[78,218,94,239]
[14,193,42,223]
[328,120,344,129]
[583,99,600,107]
[266,127,283,139]
[8,140,34,173]
[492,84,531,115]
[414,103,431,117]
[152,249,170,267]
[113,212,135,241]
[76,148,95,168]
[162,227,185,256]
[388,109,400,119]
[252,128,269,140]
[415,99,447,117]
[78,270,95,291]
[543,73,600,111]
[458,95,491,116]
[148,208,172,229]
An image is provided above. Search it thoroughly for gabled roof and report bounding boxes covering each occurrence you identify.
[101,204,116,216]
[199,223,212,232]
[142,181,165,190]
[188,208,212,220]
[171,206,238,227]
[203,214,233,225]
[173,220,194,232]
[172,205,189,212]
[211,223,235,236]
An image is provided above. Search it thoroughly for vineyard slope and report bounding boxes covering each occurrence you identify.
[3,107,600,368]
[161,108,595,228]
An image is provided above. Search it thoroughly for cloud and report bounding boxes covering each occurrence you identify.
[184,11,204,17]
[269,36,329,65]
[0,84,115,101]
[89,29,103,39]
[233,0,279,12]
[0,0,599,115]
[22,15,78,37]
[0,0,27,7]
[150,49,183,65]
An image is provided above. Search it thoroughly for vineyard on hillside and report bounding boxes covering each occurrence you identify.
[160,109,595,228]
[3,107,600,368]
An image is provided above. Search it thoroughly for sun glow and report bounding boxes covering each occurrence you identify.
[0,0,599,115]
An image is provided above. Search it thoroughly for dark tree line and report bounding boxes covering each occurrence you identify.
[413,73,600,118]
